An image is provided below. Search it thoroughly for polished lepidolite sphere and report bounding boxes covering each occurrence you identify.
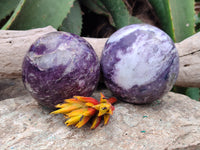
[101,24,179,104]
[22,32,100,109]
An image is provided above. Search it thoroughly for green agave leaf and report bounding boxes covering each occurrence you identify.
[169,0,195,42]
[80,0,109,15]
[100,0,141,29]
[8,0,75,30]
[2,0,26,30]
[0,0,20,21]
[149,0,195,42]
[59,0,82,35]
[186,88,200,101]
[80,0,114,26]
[148,0,175,41]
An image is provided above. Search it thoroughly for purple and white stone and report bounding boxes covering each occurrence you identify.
[22,32,100,109]
[101,24,179,104]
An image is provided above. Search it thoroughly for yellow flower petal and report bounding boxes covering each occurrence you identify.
[108,106,114,115]
[65,115,82,126]
[92,104,100,110]
[100,92,107,103]
[85,102,94,107]
[75,116,91,128]
[51,103,83,114]
[91,116,101,129]
[66,108,88,118]
[64,98,85,104]
[55,103,70,108]
[98,103,111,116]
[82,108,96,116]
[104,114,110,125]
[74,96,99,105]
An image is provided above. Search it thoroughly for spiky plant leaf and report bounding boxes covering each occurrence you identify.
[169,0,195,42]
[80,0,114,25]
[148,0,175,40]
[59,0,82,35]
[8,0,75,30]
[2,0,26,30]
[100,0,141,29]
[80,0,109,15]
[149,0,195,42]
[0,0,20,21]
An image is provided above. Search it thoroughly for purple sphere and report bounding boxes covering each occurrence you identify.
[22,32,100,109]
[101,24,179,104]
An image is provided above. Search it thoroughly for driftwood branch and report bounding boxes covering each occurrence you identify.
[175,33,200,87]
[0,26,200,87]
[0,26,56,78]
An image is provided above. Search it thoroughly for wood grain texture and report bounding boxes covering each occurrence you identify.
[175,32,200,87]
[0,26,56,78]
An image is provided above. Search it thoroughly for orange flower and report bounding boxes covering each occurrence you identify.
[51,93,117,129]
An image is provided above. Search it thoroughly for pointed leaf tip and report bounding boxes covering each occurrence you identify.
[65,115,82,126]
[104,114,110,125]
[108,97,117,104]
[91,116,102,129]
[76,116,91,128]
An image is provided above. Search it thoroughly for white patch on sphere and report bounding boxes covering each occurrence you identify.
[107,24,168,44]
[113,30,175,90]
[29,44,77,73]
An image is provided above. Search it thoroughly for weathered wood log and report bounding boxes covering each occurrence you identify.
[175,33,200,87]
[0,26,200,87]
[0,26,56,78]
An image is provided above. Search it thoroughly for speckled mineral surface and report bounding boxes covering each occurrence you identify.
[22,32,100,109]
[1,89,200,150]
[101,24,179,104]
